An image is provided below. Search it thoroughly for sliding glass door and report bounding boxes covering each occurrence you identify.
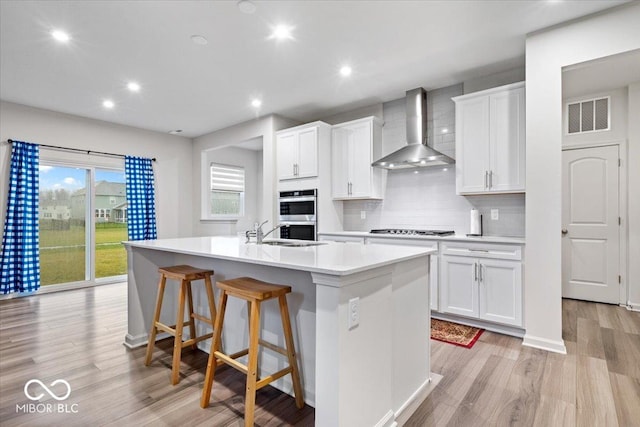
[38,163,126,287]
[94,169,127,279]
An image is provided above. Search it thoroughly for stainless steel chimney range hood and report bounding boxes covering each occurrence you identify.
[372,88,454,169]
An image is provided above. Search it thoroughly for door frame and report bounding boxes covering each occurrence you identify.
[561,139,628,305]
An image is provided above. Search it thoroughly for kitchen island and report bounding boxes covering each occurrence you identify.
[123,236,436,426]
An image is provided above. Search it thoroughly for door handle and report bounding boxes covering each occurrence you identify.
[484,171,488,189]
[489,171,493,188]
[561,229,568,235]
[474,262,478,281]
[479,263,483,282]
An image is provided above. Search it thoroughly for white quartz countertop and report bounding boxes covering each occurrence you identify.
[319,231,525,245]
[123,236,435,276]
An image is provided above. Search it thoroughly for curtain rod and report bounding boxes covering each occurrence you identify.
[7,139,157,162]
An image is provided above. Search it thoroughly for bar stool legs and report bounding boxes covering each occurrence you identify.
[144,266,216,385]
[200,277,304,426]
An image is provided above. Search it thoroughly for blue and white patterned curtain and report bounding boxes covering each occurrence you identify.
[0,141,40,294]
[125,156,157,241]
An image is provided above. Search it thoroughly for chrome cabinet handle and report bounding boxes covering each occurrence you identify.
[489,171,493,189]
[474,262,478,281]
[479,263,483,282]
[484,171,488,189]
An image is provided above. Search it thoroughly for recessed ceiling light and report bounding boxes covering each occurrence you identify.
[237,0,256,14]
[389,163,395,168]
[271,25,293,40]
[127,82,140,92]
[443,168,448,172]
[191,35,208,45]
[102,100,114,109]
[340,66,352,77]
[51,30,70,43]
[169,129,183,135]
[251,99,262,108]
[441,128,448,134]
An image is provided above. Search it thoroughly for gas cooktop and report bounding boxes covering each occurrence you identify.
[369,229,455,236]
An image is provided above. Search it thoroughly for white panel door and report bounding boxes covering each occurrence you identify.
[348,120,373,198]
[489,87,525,192]
[440,255,478,317]
[331,127,350,198]
[562,145,619,303]
[296,127,318,178]
[277,132,297,180]
[479,259,522,326]
[456,97,490,194]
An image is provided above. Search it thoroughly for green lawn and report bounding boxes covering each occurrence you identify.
[40,223,128,286]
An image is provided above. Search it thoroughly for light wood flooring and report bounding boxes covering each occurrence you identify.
[1,283,639,426]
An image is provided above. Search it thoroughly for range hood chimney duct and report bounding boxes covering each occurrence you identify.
[372,88,454,169]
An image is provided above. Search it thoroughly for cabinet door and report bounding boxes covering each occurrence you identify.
[456,97,490,194]
[348,121,373,198]
[296,127,318,178]
[277,132,298,180]
[489,88,525,192]
[331,127,350,198]
[478,259,522,326]
[440,255,479,318]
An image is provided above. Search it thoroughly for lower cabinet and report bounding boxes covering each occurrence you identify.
[440,243,522,327]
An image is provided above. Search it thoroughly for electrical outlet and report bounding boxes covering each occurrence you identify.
[491,209,499,220]
[348,297,359,329]
[360,210,366,220]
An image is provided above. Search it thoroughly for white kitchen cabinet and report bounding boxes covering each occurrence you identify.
[318,234,365,243]
[331,117,384,199]
[453,82,525,195]
[440,241,522,327]
[277,123,324,181]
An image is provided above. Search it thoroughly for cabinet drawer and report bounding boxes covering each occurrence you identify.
[441,241,522,261]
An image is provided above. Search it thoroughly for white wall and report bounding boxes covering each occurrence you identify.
[0,101,193,239]
[524,2,640,353]
[627,82,640,310]
[192,114,299,237]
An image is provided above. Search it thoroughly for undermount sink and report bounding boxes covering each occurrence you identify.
[260,241,327,247]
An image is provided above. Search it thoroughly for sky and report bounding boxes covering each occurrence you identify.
[39,165,125,191]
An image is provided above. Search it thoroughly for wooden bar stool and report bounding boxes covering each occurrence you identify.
[200,277,304,426]
[144,265,216,385]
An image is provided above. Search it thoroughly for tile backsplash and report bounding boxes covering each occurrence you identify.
[343,83,525,237]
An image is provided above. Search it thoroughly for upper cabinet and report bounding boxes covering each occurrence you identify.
[277,122,329,181]
[331,116,385,200]
[453,82,525,195]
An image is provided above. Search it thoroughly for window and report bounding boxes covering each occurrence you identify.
[567,96,610,134]
[209,163,245,217]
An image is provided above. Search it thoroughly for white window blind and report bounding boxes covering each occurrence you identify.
[210,163,245,216]
[211,163,245,192]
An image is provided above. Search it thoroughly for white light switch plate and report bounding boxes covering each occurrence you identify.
[491,209,499,220]
[360,210,366,220]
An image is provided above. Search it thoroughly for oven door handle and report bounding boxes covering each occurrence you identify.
[279,221,316,226]
[278,196,316,203]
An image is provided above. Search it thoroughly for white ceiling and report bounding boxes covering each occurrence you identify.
[0,0,629,138]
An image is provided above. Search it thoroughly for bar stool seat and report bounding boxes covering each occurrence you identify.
[200,277,304,426]
[144,265,216,385]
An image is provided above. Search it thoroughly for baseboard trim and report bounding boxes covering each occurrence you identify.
[394,373,443,426]
[522,334,567,354]
[123,333,148,349]
[627,302,640,312]
[375,410,396,427]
